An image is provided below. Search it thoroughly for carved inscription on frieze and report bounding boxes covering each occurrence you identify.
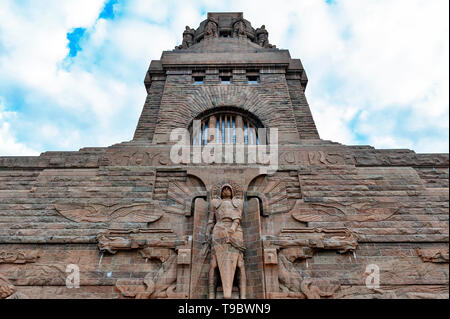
[279,150,356,167]
[102,149,169,166]
[102,148,356,168]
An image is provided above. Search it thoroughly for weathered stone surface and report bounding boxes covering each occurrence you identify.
[55,202,163,223]
[0,250,40,264]
[416,248,449,263]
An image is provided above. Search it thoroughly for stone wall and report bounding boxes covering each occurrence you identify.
[0,143,447,299]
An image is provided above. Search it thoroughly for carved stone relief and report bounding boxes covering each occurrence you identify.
[416,248,449,263]
[247,176,289,216]
[204,19,218,39]
[263,228,358,299]
[186,170,266,299]
[278,150,356,166]
[55,202,163,223]
[336,285,449,299]
[276,248,340,300]
[290,199,400,224]
[206,183,246,299]
[176,26,195,50]
[0,274,29,299]
[97,229,190,299]
[103,148,356,168]
[116,249,178,299]
[0,250,40,264]
[353,150,449,167]
[0,274,16,299]
[103,149,168,167]
[232,20,247,38]
[6,265,67,286]
[165,175,207,216]
[255,25,275,48]
[97,229,179,254]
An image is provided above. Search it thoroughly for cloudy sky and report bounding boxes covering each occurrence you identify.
[0,0,448,156]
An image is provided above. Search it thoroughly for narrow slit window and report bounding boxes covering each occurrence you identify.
[244,122,248,144]
[194,76,204,84]
[220,76,231,84]
[204,123,208,145]
[247,76,259,84]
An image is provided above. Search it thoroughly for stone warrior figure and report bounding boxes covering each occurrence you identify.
[206,184,246,299]
[233,20,247,38]
[176,26,195,49]
[256,25,275,48]
[204,20,218,39]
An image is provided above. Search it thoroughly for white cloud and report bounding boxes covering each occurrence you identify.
[0,0,448,155]
[311,99,359,144]
[280,0,449,152]
[0,121,40,156]
[125,0,171,23]
[0,100,39,155]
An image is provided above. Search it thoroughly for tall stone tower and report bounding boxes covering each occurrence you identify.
[0,12,448,299]
[133,12,318,146]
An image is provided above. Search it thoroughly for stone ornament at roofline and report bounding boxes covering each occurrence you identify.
[175,12,275,50]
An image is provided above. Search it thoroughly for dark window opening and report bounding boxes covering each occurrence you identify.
[190,111,264,146]
[194,76,204,84]
[220,76,231,84]
[247,76,259,84]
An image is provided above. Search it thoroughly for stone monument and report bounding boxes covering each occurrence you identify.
[0,12,448,299]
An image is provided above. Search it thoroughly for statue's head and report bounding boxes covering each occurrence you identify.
[221,185,233,199]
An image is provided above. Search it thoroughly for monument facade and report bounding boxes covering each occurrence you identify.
[0,12,448,299]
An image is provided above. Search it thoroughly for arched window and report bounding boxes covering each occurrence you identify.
[189,108,265,146]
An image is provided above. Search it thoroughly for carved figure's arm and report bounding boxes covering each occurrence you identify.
[205,203,216,240]
[230,218,240,233]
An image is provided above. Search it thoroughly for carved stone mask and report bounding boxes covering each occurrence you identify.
[221,186,233,199]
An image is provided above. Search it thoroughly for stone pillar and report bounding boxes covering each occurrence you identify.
[242,197,266,298]
[208,115,217,144]
[176,237,192,299]
[235,115,244,144]
[263,247,281,298]
[189,198,210,298]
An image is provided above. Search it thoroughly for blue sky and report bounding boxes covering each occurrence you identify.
[0,0,448,156]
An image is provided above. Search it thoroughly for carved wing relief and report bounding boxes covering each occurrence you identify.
[290,200,400,223]
[247,176,289,215]
[55,202,163,223]
[165,175,206,216]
